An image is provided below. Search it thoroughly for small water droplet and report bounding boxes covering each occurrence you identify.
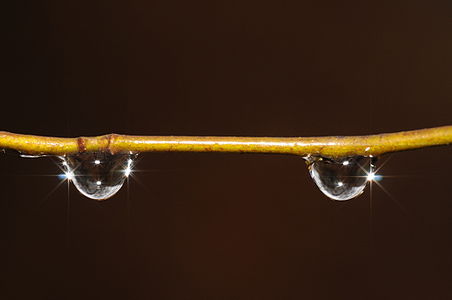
[19,153,48,158]
[306,156,375,201]
[63,152,136,200]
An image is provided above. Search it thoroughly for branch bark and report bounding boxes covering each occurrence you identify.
[1,125,451,158]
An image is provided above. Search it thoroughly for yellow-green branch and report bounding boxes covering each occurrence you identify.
[1,126,452,158]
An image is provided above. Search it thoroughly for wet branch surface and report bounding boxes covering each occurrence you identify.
[1,125,451,158]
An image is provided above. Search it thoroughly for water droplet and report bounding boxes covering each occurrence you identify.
[62,152,136,200]
[19,153,48,158]
[306,156,375,201]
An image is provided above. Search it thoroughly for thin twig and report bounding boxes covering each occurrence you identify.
[1,125,451,158]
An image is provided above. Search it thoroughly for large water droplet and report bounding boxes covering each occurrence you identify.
[63,152,135,200]
[306,156,375,201]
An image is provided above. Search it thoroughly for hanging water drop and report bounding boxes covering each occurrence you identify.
[62,152,136,200]
[19,153,48,158]
[306,156,375,201]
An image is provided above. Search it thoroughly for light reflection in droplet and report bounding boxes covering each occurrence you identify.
[59,171,74,181]
[367,172,376,181]
[367,172,383,182]
[124,158,133,177]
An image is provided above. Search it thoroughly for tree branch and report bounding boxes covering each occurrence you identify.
[1,125,451,158]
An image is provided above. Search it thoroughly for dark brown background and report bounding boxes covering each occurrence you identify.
[0,1,451,299]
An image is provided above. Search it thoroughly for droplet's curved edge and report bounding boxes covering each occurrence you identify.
[71,179,125,201]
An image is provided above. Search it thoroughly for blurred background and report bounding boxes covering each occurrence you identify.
[0,1,451,299]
